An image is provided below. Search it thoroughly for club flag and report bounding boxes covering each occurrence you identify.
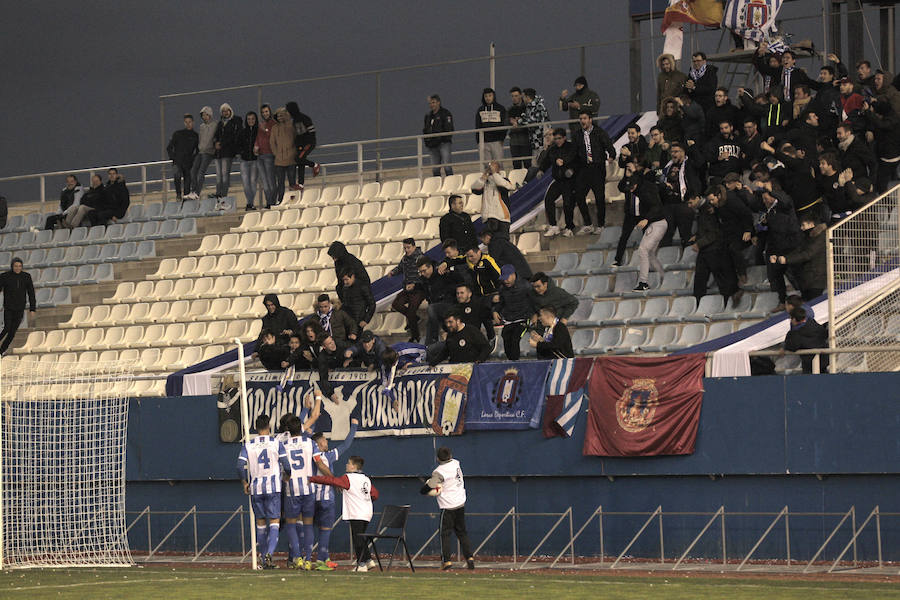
[542,358,594,438]
[583,355,705,456]
[723,0,783,43]
[661,0,725,31]
[465,361,551,430]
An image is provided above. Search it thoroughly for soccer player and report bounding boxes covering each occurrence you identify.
[420,446,474,570]
[283,417,318,570]
[309,417,359,570]
[310,454,379,573]
[237,414,291,569]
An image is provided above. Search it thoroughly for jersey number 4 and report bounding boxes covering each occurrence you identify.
[257,449,271,469]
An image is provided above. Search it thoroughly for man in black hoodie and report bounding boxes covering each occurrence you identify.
[0,257,36,355]
[97,168,130,225]
[167,114,199,201]
[256,329,290,371]
[328,241,371,303]
[424,94,454,176]
[475,88,507,163]
[784,306,829,374]
[254,293,299,349]
[507,87,531,169]
[212,103,242,199]
[705,120,744,181]
[339,270,375,330]
[690,190,739,306]
[427,308,491,366]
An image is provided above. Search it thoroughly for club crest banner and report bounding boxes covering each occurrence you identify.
[464,361,551,430]
[237,364,471,440]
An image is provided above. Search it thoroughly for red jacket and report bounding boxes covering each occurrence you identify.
[256,117,275,155]
[309,474,380,500]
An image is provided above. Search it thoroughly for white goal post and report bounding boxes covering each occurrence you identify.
[0,356,135,569]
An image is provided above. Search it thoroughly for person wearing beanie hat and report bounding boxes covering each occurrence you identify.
[188,106,217,199]
[559,76,600,135]
[0,257,36,355]
[212,103,243,200]
[475,88,507,163]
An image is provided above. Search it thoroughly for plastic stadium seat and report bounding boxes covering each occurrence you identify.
[568,299,594,325]
[686,295,725,322]
[231,296,255,319]
[95,326,124,350]
[271,271,297,293]
[581,275,612,298]
[374,200,401,222]
[160,347,185,370]
[508,168,527,188]
[642,324,678,352]
[38,267,59,286]
[656,295,698,323]
[352,202,381,225]
[190,235,218,257]
[516,232,541,255]
[675,246,699,269]
[373,180,399,201]
[236,212,263,232]
[61,306,91,329]
[253,210,280,231]
[125,302,151,325]
[612,326,649,354]
[437,174,464,196]
[357,182,380,202]
[592,226,621,249]
[63,246,86,266]
[465,194,482,215]
[719,293,753,319]
[158,323,185,347]
[149,258,177,280]
[657,245,682,267]
[375,221,403,242]
[139,324,162,348]
[410,176,442,198]
[631,297,670,325]
[34,287,54,307]
[104,222,126,242]
[673,323,707,348]
[252,272,276,294]
[391,178,420,200]
[51,228,71,246]
[188,277,215,299]
[340,223,361,242]
[104,303,130,325]
[569,250,606,275]
[653,271,689,296]
[142,301,168,323]
[422,196,446,217]
[313,247,333,267]
[180,322,208,345]
[560,277,583,296]
[15,330,44,354]
[740,292,780,318]
[359,224,383,246]
[310,270,335,292]
[137,348,162,372]
[270,228,298,250]
[61,329,85,352]
[707,321,736,339]
[115,326,145,350]
[460,172,482,195]
[590,328,622,354]
[251,251,279,274]
[400,197,424,219]
[200,345,224,361]
[105,282,134,304]
[548,253,579,276]
[44,247,67,267]
[319,205,341,225]
[42,331,67,353]
[605,299,641,326]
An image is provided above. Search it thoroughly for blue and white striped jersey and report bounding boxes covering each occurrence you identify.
[237,435,290,495]
[283,435,316,497]
[311,422,358,502]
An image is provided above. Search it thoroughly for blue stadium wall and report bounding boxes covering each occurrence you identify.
[126,373,900,561]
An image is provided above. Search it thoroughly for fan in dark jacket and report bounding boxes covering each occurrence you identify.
[439,195,478,252]
[559,76,601,135]
[774,218,827,301]
[328,241,371,302]
[256,329,290,371]
[475,88,507,162]
[94,169,129,225]
[689,191,739,305]
[749,187,803,309]
[389,240,425,342]
[423,95,454,176]
[530,305,574,359]
[617,125,650,168]
[255,293,299,346]
[338,269,375,329]
[539,128,582,235]
[167,114,200,200]
[343,330,387,370]
[704,89,744,138]
[479,221,533,281]
[716,175,756,281]
[314,294,358,342]
[0,257,36,355]
[753,47,814,102]
[659,142,702,247]
[784,306,829,374]
[492,265,534,361]
[417,256,461,345]
[285,101,319,187]
[427,308,491,365]
[237,111,260,209]
[836,123,877,180]
[213,103,243,198]
[573,110,616,229]
[685,53,718,114]
[863,100,900,192]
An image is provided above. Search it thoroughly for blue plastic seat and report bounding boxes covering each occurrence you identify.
[548,252,579,276]
[581,275,612,298]
[560,277,583,296]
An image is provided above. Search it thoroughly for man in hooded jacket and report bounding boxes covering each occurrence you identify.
[0,257,36,355]
[327,241,371,302]
[475,88,507,163]
[254,294,299,348]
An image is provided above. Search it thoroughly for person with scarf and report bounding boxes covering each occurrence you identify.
[836,123,877,180]
[753,44,813,103]
[518,88,550,163]
[718,174,756,285]
[659,141,701,247]
[529,305,573,359]
[685,51,718,114]
[315,294,358,343]
[237,111,259,210]
[213,103,242,200]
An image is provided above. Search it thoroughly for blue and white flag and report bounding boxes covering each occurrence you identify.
[542,358,594,438]
[464,361,552,430]
[723,0,783,43]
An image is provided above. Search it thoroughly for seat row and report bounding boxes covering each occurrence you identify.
[11,241,155,270]
[232,196,481,234]
[0,219,194,252]
[30,263,114,288]
[34,286,72,307]
[192,221,440,256]
[16,319,261,354]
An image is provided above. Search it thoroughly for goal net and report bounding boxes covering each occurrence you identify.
[0,357,135,569]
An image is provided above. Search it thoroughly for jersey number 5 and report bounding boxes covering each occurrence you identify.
[290,449,305,470]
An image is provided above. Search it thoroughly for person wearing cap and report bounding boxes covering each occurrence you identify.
[479,224,533,281]
[0,257,36,355]
[492,264,533,361]
[559,76,600,135]
[213,103,243,200]
[475,88,507,163]
[188,106,217,199]
[343,330,387,371]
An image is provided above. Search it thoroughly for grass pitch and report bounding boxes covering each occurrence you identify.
[1,566,898,600]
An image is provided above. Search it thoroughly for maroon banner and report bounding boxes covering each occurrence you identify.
[583,355,705,457]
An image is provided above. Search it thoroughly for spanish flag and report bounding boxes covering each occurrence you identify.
[661,0,725,30]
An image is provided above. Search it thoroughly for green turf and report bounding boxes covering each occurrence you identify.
[1,567,898,600]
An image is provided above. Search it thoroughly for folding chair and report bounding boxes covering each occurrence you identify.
[359,504,415,572]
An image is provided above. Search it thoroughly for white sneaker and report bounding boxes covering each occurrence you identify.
[354,564,368,572]
[544,225,560,237]
[578,225,594,235]
[366,559,377,569]
[594,226,605,235]
[562,228,574,238]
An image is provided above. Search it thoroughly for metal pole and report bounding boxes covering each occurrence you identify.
[375,72,383,182]
[160,99,166,162]
[579,46,586,76]
[738,506,788,571]
[658,509,664,565]
[569,508,575,565]
[357,143,364,187]
[416,137,423,180]
[611,506,662,569]
[876,506,882,567]
[672,507,724,570]
[785,509,791,566]
[512,507,517,565]
[40,176,46,207]
[235,337,257,571]
[193,509,198,557]
[257,86,263,112]
[881,6,895,74]
[489,42,496,90]
[826,226,837,372]
[0,355,4,569]
[721,509,727,565]
[804,506,854,572]
[141,166,147,202]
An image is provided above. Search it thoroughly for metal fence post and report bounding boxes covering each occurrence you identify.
[375,72,383,182]
[39,176,45,207]
[489,42,496,90]
[357,143,364,187]
[416,137,423,180]
[141,165,147,201]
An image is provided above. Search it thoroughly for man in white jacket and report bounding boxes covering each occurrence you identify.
[420,446,474,570]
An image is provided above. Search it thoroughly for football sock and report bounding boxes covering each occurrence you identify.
[285,522,300,559]
[296,523,305,555]
[266,523,280,556]
[303,524,315,561]
[318,527,332,561]
[256,526,268,557]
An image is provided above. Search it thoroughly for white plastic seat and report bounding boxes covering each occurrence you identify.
[374,200,401,222]
[250,251,278,274]
[180,346,203,367]
[336,203,361,225]
[207,297,233,320]
[105,282,135,304]
[460,172,482,194]
[60,306,91,329]
[148,258,177,280]
[278,189,302,208]
[166,300,191,323]
[15,330,44,354]
[232,211,261,233]
[225,320,249,341]
[401,198,423,218]
[231,296,255,319]
[144,301,170,323]
[299,207,321,226]
[293,248,317,270]
[201,345,225,361]
[465,194,482,215]
[310,269,336,292]
[272,271,297,293]
[124,281,154,303]
[375,221,403,242]
[375,180,400,201]
[161,323,186,346]
[337,184,360,205]
[169,278,194,301]
[206,276,234,298]
[124,302,151,325]
[315,225,340,248]
[160,347,185,370]
[150,279,176,301]
[271,228,299,250]
[253,230,280,253]
[141,324,166,348]
[116,325,145,349]
[183,322,211,345]
[203,320,227,343]
[312,247,333,267]
[359,222,382,242]
[190,235,220,256]
[377,242,402,265]
[276,208,301,230]
[422,196,446,217]
[184,277,212,300]
[98,326,125,350]
[508,168,527,187]
[106,304,131,325]
[208,254,236,276]
[294,270,318,291]
[354,202,382,224]
[61,328,85,351]
[410,176,442,198]
[391,178,420,199]
[228,274,254,298]
[295,227,321,248]
[137,348,162,372]
[358,182,380,201]
[317,186,341,205]
[234,232,259,254]
[252,210,280,232]
[359,243,382,265]
[173,256,199,278]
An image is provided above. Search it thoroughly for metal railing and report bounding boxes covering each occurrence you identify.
[124,504,899,572]
[0,117,583,208]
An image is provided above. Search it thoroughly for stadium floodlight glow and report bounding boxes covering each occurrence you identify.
[0,357,135,569]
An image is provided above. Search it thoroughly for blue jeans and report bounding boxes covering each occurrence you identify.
[240,159,259,207]
[215,157,234,197]
[190,153,214,195]
[257,154,277,207]
[274,165,296,207]
[428,142,453,176]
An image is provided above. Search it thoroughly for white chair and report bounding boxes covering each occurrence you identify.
[376,221,404,242]
[180,346,203,367]
[206,320,229,343]
[189,277,215,300]
[142,324,166,347]
[295,227,321,248]
[98,327,125,350]
[161,323,186,346]
[299,207,321,226]
[138,348,162,372]
[273,271,298,294]
[251,210,280,232]
[465,194,482,215]
[311,269,336,292]
[318,205,341,225]
[169,278,194,301]
[294,270,318,291]
[354,202,381,224]
[247,251,277,274]
[61,329,85,352]
[148,258,177,280]
[160,347,185,370]
[207,276,234,298]
[190,235,220,256]
[316,225,340,248]
[150,279,176,301]
[410,176,442,198]
[232,211,261,233]
[211,253,238,276]
[400,197,424,218]
[144,301,170,323]
[207,297,234,320]
[253,273,276,294]
[231,296,256,319]
[98,350,118,362]
[184,322,211,345]
[391,178,420,199]
[254,230,280,253]
[422,196,446,217]
[517,232,542,255]
[79,328,105,352]
[374,200,401,222]
[166,300,191,323]
[124,302,151,325]
[359,223,382,242]
[104,282,135,304]
[127,281,155,303]
[337,184,360,204]
[276,208,301,230]
[340,224,361,241]
[106,304,131,325]
[235,232,259,254]
[117,325,145,350]
[229,274,255,298]
[233,253,258,274]
[318,185,341,205]
[336,203,361,225]
[86,304,111,326]
[60,306,91,329]
[201,345,225,361]
[460,172,482,194]
[274,228,300,250]
[225,320,249,342]
[293,248,317,270]
[374,180,400,201]
[358,182,380,201]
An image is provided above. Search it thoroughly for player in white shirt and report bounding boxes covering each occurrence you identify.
[237,414,291,569]
[282,417,318,570]
[309,418,358,570]
[421,446,474,570]
[310,454,379,572]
